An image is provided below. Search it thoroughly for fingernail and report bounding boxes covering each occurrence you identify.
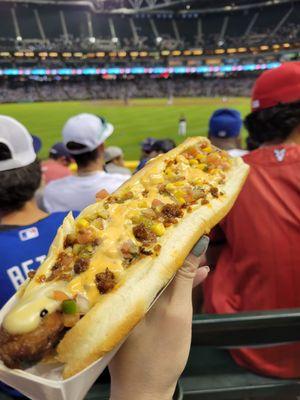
[203,265,210,272]
[192,236,210,257]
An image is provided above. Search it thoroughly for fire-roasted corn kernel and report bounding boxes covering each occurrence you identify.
[77,218,89,229]
[151,223,166,236]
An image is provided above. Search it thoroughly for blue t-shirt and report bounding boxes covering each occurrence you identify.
[0,212,79,309]
[0,212,78,397]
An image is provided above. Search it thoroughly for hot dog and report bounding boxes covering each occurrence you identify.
[0,137,249,378]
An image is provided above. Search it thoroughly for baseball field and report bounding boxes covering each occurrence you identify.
[0,97,250,160]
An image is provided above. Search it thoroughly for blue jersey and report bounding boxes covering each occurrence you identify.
[0,212,78,309]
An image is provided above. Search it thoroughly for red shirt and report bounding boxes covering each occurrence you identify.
[204,144,300,378]
[42,159,72,184]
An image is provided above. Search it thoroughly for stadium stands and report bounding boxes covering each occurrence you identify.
[0,0,298,104]
[0,0,299,52]
[0,75,255,103]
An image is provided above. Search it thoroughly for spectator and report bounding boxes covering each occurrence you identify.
[0,116,75,398]
[42,142,72,184]
[149,139,176,158]
[208,108,248,157]
[104,146,131,176]
[136,139,176,172]
[246,135,260,151]
[31,135,42,154]
[136,137,156,172]
[43,113,128,212]
[203,62,300,378]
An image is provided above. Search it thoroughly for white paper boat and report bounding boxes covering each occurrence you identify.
[0,276,174,400]
[0,295,122,400]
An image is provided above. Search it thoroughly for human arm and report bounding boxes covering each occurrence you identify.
[109,237,210,400]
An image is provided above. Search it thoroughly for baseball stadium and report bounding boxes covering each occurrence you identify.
[0,0,299,398]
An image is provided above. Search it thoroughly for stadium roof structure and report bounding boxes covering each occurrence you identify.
[0,0,299,13]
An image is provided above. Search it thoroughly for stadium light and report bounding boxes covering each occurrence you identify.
[118,51,127,57]
[238,47,247,53]
[227,48,237,54]
[186,4,190,9]
[16,36,22,42]
[156,37,162,44]
[62,52,72,58]
[172,50,181,56]
[283,43,290,48]
[96,52,105,57]
[130,51,139,57]
[193,49,203,55]
[112,37,119,43]
[217,40,224,47]
[183,50,192,56]
[215,49,225,54]
[89,37,96,44]
[139,51,148,57]
[260,45,269,51]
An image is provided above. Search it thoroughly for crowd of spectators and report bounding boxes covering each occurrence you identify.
[0,62,300,399]
[0,76,254,103]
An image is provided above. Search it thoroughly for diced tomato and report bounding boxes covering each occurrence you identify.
[96,189,109,200]
[151,199,164,208]
[52,290,70,302]
[187,147,199,157]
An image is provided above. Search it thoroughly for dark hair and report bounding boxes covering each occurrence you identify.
[151,139,176,153]
[66,142,100,168]
[244,101,300,145]
[0,159,42,214]
[246,136,260,151]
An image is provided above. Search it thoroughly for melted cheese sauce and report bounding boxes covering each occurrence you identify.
[3,143,231,335]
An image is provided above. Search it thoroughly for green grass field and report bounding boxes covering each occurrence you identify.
[0,97,250,160]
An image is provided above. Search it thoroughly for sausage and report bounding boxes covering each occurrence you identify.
[0,312,64,369]
[133,223,157,245]
[95,269,116,294]
[74,258,89,274]
[161,204,183,219]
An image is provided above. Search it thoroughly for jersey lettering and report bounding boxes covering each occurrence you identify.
[6,255,46,290]
[7,267,25,290]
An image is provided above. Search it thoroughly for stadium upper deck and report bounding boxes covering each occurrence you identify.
[0,0,299,64]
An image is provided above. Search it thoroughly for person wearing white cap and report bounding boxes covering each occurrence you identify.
[0,116,77,397]
[104,146,131,176]
[43,113,129,212]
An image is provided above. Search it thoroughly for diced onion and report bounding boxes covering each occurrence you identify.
[76,294,90,314]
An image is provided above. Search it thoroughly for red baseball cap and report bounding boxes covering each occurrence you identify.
[251,62,300,111]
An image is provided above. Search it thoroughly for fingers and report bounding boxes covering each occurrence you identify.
[193,266,210,288]
[191,235,210,257]
[167,236,210,303]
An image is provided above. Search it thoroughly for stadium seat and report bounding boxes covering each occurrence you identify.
[177,310,300,399]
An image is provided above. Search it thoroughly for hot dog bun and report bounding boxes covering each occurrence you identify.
[1,137,249,378]
[58,137,249,377]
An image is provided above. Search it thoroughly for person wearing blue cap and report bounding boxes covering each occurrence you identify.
[208,108,248,157]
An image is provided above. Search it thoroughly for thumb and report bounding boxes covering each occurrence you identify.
[172,234,210,289]
[174,256,209,290]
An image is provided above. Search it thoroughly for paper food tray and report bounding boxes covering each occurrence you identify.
[0,276,174,400]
